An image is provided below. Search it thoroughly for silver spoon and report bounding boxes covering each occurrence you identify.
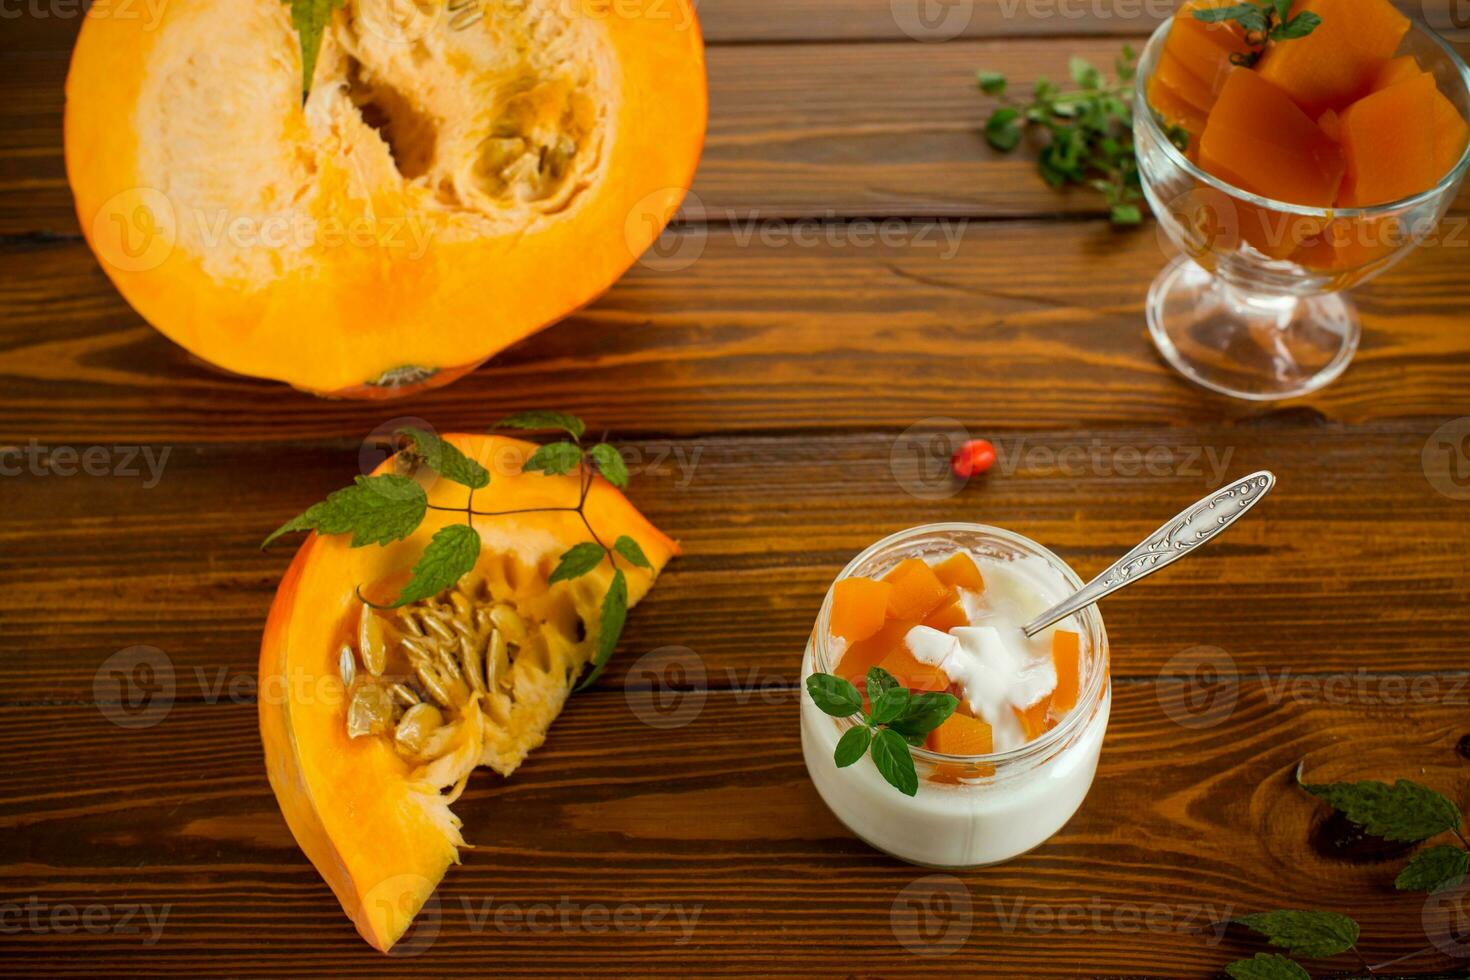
[1021,470,1276,637]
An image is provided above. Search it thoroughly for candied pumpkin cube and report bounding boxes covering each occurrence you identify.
[922,600,969,633]
[1199,68,1345,206]
[830,576,892,644]
[838,618,918,686]
[883,558,952,621]
[1256,0,1409,116]
[932,552,985,593]
[1338,73,1440,206]
[927,713,994,756]
[1316,108,1341,142]
[1430,86,1470,184]
[1371,55,1423,93]
[1158,49,1217,113]
[1015,696,1053,741]
[1148,74,1210,141]
[876,647,951,693]
[1050,630,1081,717]
[1163,1,1253,96]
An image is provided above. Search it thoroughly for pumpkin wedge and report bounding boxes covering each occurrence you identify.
[66,0,706,397]
[260,434,677,951]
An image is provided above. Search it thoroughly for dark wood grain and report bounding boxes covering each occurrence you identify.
[2,687,1468,977]
[4,228,1470,445]
[3,424,1469,705]
[12,37,1470,237]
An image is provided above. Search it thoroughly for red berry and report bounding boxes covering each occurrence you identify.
[950,439,996,479]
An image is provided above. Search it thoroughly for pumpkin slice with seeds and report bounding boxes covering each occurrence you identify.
[259,434,677,952]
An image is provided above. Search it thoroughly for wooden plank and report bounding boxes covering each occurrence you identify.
[4,223,1470,443]
[13,37,1470,236]
[4,424,1469,704]
[1,688,1466,975]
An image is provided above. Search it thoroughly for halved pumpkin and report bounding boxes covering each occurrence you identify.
[65,0,706,397]
[260,434,677,950]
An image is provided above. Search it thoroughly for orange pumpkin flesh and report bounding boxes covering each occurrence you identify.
[1338,72,1441,208]
[260,434,676,951]
[1198,68,1345,208]
[65,0,706,397]
[1255,0,1408,116]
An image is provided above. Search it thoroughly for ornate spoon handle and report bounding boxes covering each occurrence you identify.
[1021,470,1276,638]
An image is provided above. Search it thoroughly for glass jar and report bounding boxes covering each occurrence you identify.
[800,523,1110,868]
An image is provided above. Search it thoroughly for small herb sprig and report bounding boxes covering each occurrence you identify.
[1193,1,1323,69]
[263,410,651,690]
[805,666,959,796]
[1208,768,1467,977]
[283,0,345,100]
[978,48,1183,225]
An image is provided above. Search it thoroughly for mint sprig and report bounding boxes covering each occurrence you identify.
[977,44,1180,226]
[1235,910,1359,959]
[263,412,658,688]
[1225,953,1310,980]
[805,667,958,797]
[1395,844,1469,894]
[1297,770,1462,843]
[1192,1,1322,68]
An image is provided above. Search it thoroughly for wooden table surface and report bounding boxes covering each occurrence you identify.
[5,2,1470,976]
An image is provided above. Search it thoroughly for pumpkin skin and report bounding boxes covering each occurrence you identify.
[65,0,706,397]
[259,434,677,950]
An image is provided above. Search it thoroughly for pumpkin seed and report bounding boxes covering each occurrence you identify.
[395,703,445,755]
[390,682,421,707]
[338,644,357,687]
[347,682,395,739]
[359,606,388,676]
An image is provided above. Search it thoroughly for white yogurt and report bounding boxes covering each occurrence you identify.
[801,539,1110,868]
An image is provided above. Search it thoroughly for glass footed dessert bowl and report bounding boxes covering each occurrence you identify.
[1134,15,1470,401]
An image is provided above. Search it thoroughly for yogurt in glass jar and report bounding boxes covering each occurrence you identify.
[800,522,1111,868]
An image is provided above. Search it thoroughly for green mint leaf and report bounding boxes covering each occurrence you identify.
[381,523,481,608]
[1193,2,1268,32]
[806,673,864,717]
[575,568,628,691]
[286,0,345,98]
[985,108,1022,152]
[870,728,919,796]
[1271,10,1320,40]
[1396,844,1470,894]
[833,726,872,768]
[1225,953,1311,980]
[588,443,630,488]
[1111,203,1143,225]
[889,692,960,739]
[866,666,900,700]
[870,687,912,726]
[494,410,587,441]
[1069,56,1100,90]
[549,542,606,585]
[612,535,653,569]
[977,70,1006,95]
[396,427,490,490]
[1301,777,1462,843]
[263,474,426,549]
[522,441,584,477]
[1235,910,1359,959]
